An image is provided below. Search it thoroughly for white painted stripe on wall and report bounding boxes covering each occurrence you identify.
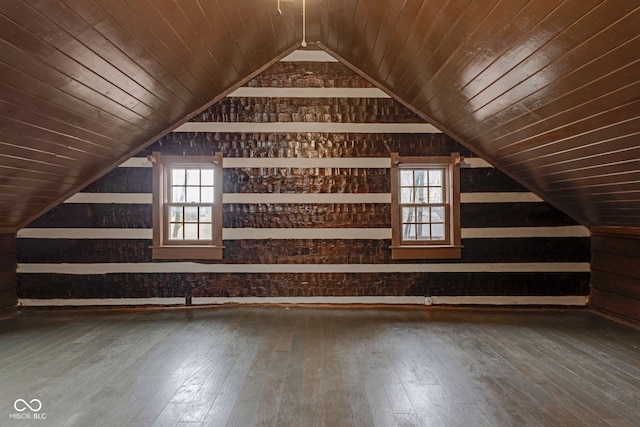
[17,262,590,274]
[223,157,391,168]
[462,158,492,168]
[17,295,588,307]
[228,87,390,98]
[461,192,542,203]
[281,50,338,62]
[120,157,152,168]
[461,226,590,238]
[222,193,390,204]
[16,226,590,240]
[64,193,153,204]
[17,228,154,239]
[63,192,542,205]
[119,157,497,169]
[18,298,184,307]
[173,122,442,134]
[193,296,423,305]
[430,295,588,306]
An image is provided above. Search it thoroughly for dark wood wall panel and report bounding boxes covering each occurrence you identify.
[17,237,590,265]
[25,201,576,230]
[0,233,17,308]
[27,204,153,229]
[18,272,590,300]
[78,165,527,194]
[590,228,640,322]
[153,132,471,158]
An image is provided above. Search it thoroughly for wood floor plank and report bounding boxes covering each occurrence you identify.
[0,307,639,426]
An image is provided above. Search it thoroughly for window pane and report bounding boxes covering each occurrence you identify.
[400,188,414,204]
[432,223,445,240]
[413,170,427,186]
[201,187,214,203]
[199,224,212,240]
[417,224,431,240]
[169,223,183,240]
[402,207,415,223]
[186,186,200,203]
[201,169,214,186]
[185,206,198,222]
[428,169,442,186]
[200,207,212,222]
[403,223,416,240]
[429,188,443,203]
[431,206,445,222]
[172,186,185,203]
[400,170,413,186]
[186,169,200,185]
[170,206,183,222]
[172,169,185,185]
[416,207,429,222]
[184,224,198,240]
[415,186,427,204]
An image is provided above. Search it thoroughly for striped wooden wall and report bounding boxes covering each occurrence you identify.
[590,227,640,322]
[16,52,591,306]
[0,233,17,309]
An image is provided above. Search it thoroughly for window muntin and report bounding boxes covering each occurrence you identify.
[166,167,215,242]
[390,153,462,259]
[399,168,447,243]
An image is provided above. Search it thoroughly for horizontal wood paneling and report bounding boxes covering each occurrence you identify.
[17,272,589,299]
[590,228,640,322]
[0,233,16,308]
[0,0,300,229]
[590,288,640,323]
[320,0,640,227]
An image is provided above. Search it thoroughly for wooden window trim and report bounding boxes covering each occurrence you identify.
[390,152,462,260]
[149,152,224,260]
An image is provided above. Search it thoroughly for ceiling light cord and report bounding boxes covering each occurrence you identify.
[301,0,307,47]
[276,0,307,47]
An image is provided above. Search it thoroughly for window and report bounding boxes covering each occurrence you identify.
[149,152,224,260]
[390,152,462,259]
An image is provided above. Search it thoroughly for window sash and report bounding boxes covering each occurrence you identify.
[397,164,451,246]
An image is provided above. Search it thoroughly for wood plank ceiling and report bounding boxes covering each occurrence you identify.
[0,0,639,230]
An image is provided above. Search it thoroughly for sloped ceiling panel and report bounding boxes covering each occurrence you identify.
[0,0,299,229]
[318,0,640,227]
[1,0,639,231]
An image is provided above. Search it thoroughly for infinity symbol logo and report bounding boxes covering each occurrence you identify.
[14,399,42,412]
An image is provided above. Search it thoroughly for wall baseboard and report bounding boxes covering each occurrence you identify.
[18,295,589,307]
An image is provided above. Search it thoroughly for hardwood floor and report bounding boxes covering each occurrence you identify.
[0,306,639,427]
